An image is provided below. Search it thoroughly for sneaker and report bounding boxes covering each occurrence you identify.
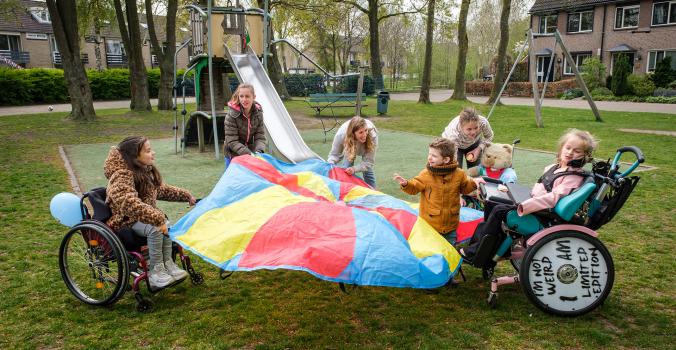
[164,260,189,281]
[148,263,174,289]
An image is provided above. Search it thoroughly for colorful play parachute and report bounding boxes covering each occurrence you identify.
[171,154,482,289]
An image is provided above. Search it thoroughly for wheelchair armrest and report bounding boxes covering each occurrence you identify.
[554,182,597,221]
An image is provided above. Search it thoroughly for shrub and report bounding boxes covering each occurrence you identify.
[561,88,583,100]
[611,54,632,96]
[591,87,613,97]
[336,74,375,95]
[0,68,32,105]
[653,88,676,97]
[581,57,606,90]
[668,80,676,89]
[645,96,676,103]
[628,74,655,97]
[87,69,131,100]
[283,74,325,96]
[651,56,676,88]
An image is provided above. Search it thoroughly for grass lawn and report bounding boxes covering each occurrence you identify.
[0,99,674,349]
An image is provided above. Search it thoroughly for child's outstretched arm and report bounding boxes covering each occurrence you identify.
[459,172,484,195]
[394,171,425,195]
[157,184,194,204]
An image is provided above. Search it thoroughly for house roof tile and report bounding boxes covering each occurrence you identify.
[529,0,623,14]
[0,1,53,33]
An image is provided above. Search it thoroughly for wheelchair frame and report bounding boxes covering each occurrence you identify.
[466,146,644,316]
[58,188,204,312]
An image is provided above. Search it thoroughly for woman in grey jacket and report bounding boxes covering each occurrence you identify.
[327,116,378,188]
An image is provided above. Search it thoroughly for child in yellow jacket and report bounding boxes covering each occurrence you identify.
[394,137,485,245]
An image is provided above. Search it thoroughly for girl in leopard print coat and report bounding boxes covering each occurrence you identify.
[104,136,196,289]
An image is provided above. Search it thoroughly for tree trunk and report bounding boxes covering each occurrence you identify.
[418,0,435,104]
[367,0,384,90]
[113,0,151,111]
[94,24,103,72]
[487,0,511,105]
[145,0,177,111]
[450,0,471,100]
[46,0,96,121]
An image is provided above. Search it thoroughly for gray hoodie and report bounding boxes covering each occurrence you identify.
[327,119,378,173]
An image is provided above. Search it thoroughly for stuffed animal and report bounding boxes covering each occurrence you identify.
[468,143,517,183]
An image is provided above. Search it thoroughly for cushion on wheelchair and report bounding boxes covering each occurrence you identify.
[554,182,597,221]
[116,227,147,252]
[87,187,111,222]
[505,211,543,235]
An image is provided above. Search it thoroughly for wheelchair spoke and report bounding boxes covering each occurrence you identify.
[62,229,124,303]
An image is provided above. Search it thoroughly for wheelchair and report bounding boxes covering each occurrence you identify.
[463,146,644,316]
[58,187,204,312]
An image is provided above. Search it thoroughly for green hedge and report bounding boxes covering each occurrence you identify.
[337,74,375,95]
[283,74,325,96]
[0,68,194,106]
[0,68,68,105]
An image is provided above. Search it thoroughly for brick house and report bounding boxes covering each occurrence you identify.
[529,0,676,82]
[0,0,190,70]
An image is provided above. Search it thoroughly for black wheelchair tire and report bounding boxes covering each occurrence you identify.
[59,221,129,306]
[519,230,614,316]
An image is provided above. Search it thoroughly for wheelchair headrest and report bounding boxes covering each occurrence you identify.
[85,187,112,222]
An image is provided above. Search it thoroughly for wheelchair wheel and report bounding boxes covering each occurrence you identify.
[520,230,614,316]
[59,222,129,306]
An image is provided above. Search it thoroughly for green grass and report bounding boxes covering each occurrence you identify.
[0,100,674,349]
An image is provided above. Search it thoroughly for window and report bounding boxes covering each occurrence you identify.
[0,34,21,51]
[106,40,125,55]
[615,6,640,29]
[647,50,676,71]
[29,7,51,24]
[568,10,594,32]
[539,14,558,33]
[564,53,592,75]
[652,1,676,25]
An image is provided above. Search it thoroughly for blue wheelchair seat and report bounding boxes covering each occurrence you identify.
[554,181,597,221]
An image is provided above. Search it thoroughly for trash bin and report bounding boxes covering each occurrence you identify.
[377,91,390,114]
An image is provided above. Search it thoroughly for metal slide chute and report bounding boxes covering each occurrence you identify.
[225,45,322,163]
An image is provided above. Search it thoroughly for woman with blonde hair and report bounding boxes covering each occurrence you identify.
[327,116,378,188]
[223,83,266,166]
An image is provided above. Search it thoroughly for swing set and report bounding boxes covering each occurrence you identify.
[487,29,603,127]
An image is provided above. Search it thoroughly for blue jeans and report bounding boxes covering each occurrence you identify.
[340,159,376,188]
[441,230,457,246]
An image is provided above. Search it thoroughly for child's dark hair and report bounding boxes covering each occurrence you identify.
[117,136,162,187]
[429,137,456,159]
[458,107,480,125]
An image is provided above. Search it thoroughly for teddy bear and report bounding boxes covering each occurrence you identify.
[468,143,517,184]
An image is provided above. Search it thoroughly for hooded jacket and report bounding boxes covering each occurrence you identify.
[223,100,266,159]
[103,147,192,232]
[400,162,477,233]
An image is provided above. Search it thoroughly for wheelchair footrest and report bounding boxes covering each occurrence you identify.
[469,234,499,269]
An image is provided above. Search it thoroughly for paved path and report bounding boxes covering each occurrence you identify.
[1,90,673,116]
[389,89,675,114]
[0,97,197,116]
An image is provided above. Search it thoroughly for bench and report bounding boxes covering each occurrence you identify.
[306,93,368,141]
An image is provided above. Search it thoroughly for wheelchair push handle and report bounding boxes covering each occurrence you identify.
[617,146,644,163]
[611,146,644,178]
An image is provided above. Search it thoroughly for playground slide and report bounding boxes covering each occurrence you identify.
[228,49,322,163]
